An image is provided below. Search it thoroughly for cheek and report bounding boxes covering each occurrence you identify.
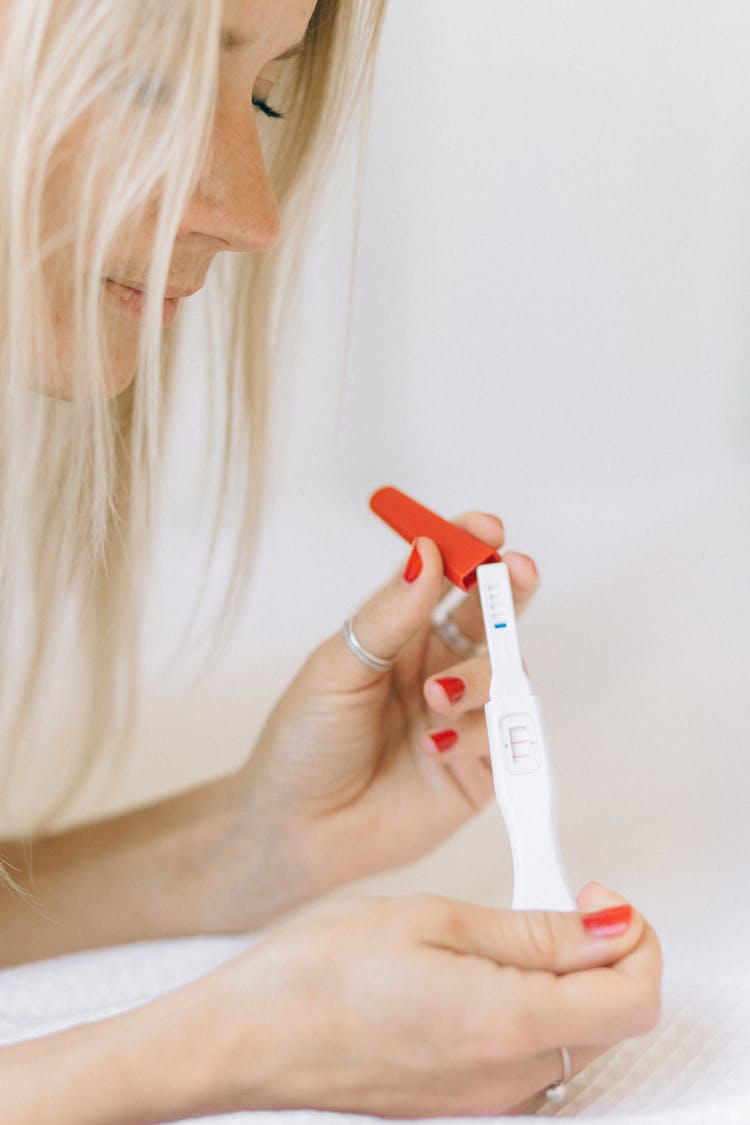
[34,98,176,401]
[38,144,147,398]
[39,271,141,400]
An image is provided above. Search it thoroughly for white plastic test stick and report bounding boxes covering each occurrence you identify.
[477,561,575,912]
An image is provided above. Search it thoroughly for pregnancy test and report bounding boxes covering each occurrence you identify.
[370,486,575,911]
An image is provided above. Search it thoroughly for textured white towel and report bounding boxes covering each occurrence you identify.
[1,936,748,1124]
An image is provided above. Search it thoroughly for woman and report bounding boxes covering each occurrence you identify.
[0,0,661,1120]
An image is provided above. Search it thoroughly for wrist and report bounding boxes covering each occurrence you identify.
[0,987,215,1125]
[233,770,388,904]
[213,766,323,929]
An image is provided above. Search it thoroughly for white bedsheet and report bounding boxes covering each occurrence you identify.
[1,934,749,1124]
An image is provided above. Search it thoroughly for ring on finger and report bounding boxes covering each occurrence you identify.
[432,591,486,660]
[342,617,395,672]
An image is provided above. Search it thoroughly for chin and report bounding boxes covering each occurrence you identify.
[104,362,138,399]
[31,358,138,401]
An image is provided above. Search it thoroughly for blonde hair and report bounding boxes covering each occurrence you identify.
[0,0,387,834]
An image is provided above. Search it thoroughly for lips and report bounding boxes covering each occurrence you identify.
[104,279,194,326]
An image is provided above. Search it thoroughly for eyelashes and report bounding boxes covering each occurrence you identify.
[252,97,285,120]
[124,78,286,122]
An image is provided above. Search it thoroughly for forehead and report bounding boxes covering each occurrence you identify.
[221,0,318,53]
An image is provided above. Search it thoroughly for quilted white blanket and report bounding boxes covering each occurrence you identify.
[1,934,748,1124]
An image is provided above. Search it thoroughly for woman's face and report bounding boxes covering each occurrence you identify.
[38,0,317,398]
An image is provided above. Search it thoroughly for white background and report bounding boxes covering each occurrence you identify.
[62,3,750,977]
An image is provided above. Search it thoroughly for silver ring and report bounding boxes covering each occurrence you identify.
[432,591,486,660]
[342,617,394,672]
[544,1046,571,1103]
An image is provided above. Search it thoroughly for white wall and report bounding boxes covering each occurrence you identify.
[58,2,750,973]
[293,0,750,492]
[258,0,750,618]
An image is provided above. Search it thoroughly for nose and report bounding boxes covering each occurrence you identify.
[180,87,280,254]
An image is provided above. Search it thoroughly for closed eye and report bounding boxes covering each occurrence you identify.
[252,97,285,120]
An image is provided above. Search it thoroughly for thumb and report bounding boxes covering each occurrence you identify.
[321,536,445,686]
[576,880,629,913]
[427,894,643,974]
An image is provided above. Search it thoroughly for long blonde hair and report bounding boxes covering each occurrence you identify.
[0,0,387,834]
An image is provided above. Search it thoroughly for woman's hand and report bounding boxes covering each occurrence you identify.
[242,511,538,893]
[187,884,661,1118]
[0,514,540,960]
[0,885,661,1123]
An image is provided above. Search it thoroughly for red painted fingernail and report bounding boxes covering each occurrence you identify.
[582,904,633,937]
[435,676,465,704]
[403,542,423,584]
[429,729,458,753]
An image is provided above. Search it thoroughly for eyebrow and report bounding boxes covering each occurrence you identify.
[220,29,307,61]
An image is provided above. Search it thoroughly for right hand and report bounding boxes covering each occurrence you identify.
[188,883,661,1118]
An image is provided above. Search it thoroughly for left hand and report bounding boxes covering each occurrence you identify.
[241,511,539,895]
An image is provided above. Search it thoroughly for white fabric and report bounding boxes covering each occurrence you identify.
[1,936,749,1124]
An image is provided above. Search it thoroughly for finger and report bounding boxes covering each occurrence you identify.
[431,551,539,668]
[423,655,490,717]
[448,550,539,638]
[382,511,505,601]
[606,911,663,996]
[502,551,540,615]
[444,591,486,647]
[441,754,496,809]
[496,905,662,1051]
[435,511,503,638]
[421,710,489,760]
[576,880,628,913]
[450,510,506,557]
[323,536,445,687]
[530,921,663,1049]
[438,510,505,607]
[422,897,660,1050]
[438,511,539,614]
[423,893,644,975]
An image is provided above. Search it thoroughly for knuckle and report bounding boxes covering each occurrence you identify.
[429,895,466,939]
[521,911,563,967]
[394,893,456,934]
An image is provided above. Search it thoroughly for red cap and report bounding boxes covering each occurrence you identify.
[369,486,501,591]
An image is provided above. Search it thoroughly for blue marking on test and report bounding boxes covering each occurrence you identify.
[495,623,507,629]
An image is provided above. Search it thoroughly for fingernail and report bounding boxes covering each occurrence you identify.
[403,541,423,584]
[435,676,465,704]
[582,904,633,937]
[428,728,458,753]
